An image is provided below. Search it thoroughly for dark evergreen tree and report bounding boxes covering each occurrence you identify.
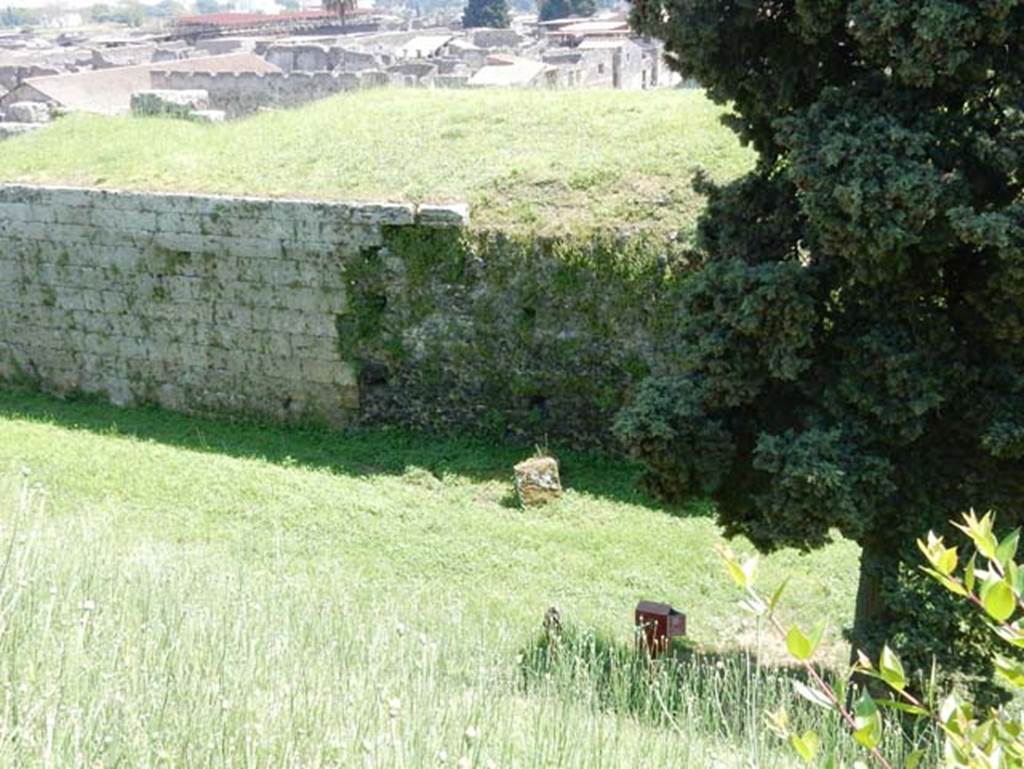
[619,0,1024,692]
[537,0,591,21]
[537,0,571,21]
[571,0,594,17]
[462,0,509,28]
[322,0,356,28]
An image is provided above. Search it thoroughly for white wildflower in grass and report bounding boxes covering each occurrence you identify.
[79,599,96,612]
[464,725,479,743]
[456,757,471,769]
[396,622,406,637]
[387,697,401,719]
[435,748,448,764]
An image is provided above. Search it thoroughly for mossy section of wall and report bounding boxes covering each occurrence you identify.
[336,227,692,448]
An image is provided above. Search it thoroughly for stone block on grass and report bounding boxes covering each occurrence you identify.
[514,456,562,506]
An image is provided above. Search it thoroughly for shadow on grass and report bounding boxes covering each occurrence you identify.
[0,387,711,515]
[517,621,842,743]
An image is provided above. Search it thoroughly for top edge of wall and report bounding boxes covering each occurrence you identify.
[0,182,470,228]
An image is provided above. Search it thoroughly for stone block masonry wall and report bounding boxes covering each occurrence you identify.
[0,184,686,448]
[341,228,687,448]
[0,184,462,427]
[150,71,362,118]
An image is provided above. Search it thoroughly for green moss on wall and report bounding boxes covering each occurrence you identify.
[336,226,693,448]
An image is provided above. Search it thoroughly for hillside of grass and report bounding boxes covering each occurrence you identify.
[0,389,910,768]
[0,88,753,236]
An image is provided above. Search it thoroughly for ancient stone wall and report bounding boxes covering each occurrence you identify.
[149,70,361,118]
[264,43,340,73]
[0,184,686,447]
[613,40,648,90]
[343,227,685,448]
[0,64,60,92]
[0,184,462,427]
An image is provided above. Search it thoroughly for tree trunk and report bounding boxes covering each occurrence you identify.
[849,537,894,667]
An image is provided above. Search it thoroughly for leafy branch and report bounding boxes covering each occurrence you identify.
[718,510,1024,769]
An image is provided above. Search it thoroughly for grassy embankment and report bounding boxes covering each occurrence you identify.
[0,88,934,765]
[0,389,938,768]
[0,88,753,237]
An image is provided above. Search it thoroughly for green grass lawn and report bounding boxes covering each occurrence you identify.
[0,388,929,768]
[0,89,753,236]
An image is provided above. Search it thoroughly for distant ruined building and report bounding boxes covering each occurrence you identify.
[0,10,687,133]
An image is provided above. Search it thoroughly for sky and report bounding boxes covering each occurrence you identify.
[6,0,323,11]
[9,0,163,9]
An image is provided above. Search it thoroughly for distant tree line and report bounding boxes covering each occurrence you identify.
[536,0,593,21]
[322,0,356,28]
[459,0,595,30]
[193,0,232,13]
[0,5,41,26]
[86,1,145,25]
[79,0,185,25]
[461,0,507,28]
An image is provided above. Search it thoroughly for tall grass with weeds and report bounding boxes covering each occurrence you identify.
[519,623,938,768]
[0,473,934,768]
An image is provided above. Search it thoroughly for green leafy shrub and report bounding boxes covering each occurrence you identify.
[721,511,1024,768]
